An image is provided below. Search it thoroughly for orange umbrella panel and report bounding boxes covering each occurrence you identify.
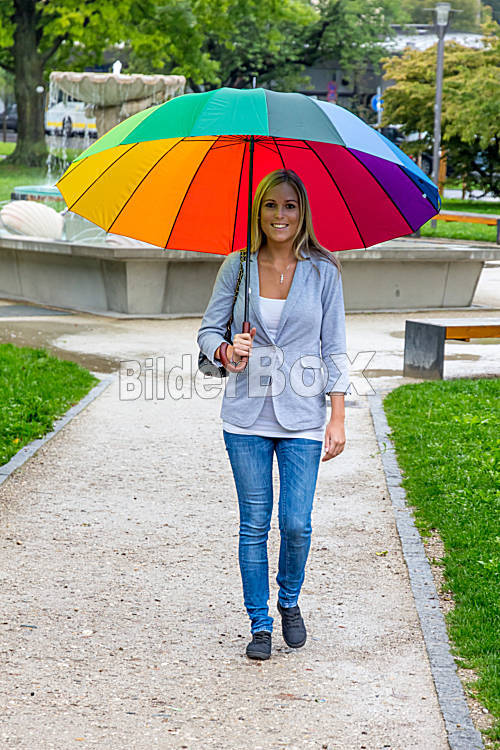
[58,136,247,253]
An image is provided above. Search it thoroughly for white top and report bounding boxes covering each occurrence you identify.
[222,295,325,442]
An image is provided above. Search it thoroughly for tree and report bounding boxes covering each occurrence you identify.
[400,0,484,32]
[130,0,405,92]
[124,0,221,86]
[126,0,313,90]
[0,1,140,165]
[193,0,317,90]
[487,0,500,23]
[381,18,500,195]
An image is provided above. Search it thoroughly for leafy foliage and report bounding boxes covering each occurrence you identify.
[129,0,404,91]
[489,0,500,24]
[381,17,500,195]
[400,0,484,31]
[0,1,132,74]
[446,135,500,197]
[127,0,316,90]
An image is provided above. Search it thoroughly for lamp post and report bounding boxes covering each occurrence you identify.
[431,2,451,186]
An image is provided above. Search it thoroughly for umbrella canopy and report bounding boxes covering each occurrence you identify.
[56,87,440,254]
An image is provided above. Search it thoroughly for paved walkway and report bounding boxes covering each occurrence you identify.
[0,262,498,749]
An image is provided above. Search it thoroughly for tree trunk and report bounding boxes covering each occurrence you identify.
[7,0,46,166]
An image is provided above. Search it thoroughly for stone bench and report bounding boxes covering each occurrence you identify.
[403,318,500,379]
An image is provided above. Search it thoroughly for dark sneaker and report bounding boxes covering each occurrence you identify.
[277,600,307,648]
[246,631,272,660]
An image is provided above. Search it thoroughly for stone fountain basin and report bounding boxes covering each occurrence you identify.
[50,71,186,107]
[0,234,498,316]
[49,71,186,136]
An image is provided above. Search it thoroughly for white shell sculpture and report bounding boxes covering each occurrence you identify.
[0,200,64,240]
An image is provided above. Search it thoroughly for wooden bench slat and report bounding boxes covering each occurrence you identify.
[408,318,500,327]
[433,214,497,226]
[445,325,500,340]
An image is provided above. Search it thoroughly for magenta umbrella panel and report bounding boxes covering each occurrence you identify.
[229,136,439,253]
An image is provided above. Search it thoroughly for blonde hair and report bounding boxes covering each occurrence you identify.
[250,169,341,276]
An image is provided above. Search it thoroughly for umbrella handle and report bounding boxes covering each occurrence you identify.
[219,321,251,373]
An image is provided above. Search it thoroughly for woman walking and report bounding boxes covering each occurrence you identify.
[197,169,349,660]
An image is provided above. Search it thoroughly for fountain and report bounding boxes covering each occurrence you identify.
[11,62,186,201]
[48,63,185,137]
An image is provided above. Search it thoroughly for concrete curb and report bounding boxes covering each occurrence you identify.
[0,374,115,486]
[367,392,484,750]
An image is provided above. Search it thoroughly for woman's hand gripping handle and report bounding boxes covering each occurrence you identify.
[218,323,257,373]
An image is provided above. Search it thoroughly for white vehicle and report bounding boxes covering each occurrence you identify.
[45,97,96,137]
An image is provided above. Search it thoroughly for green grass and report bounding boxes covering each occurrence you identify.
[441,199,500,215]
[403,176,500,239]
[383,378,500,745]
[0,163,66,212]
[419,197,500,243]
[0,142,15,156]
[0,343,98,466]
[420,221,497,243]
[0,164,49,203]
[0,147,83,204]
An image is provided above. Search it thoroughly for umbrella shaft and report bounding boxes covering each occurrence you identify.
[244,136,254,322]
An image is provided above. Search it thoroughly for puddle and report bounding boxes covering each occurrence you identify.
[0,321,120,374]
[445,354,480,361]
[390,330,500,346]
[364,369,402,378]
[0,304,74,317]
[448,338,500,346]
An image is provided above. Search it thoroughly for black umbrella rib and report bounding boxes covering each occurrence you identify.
[254,143,277,155]
[272,137,287,170]
[66,143,139,212]
[348,150,414,233]
[252,139,280,156]
[272,140,310,150]
[395,164,440,214]
[106,137,189,235]
[304,141,367,249]
[210,140,248,150]
[163,137,221,250]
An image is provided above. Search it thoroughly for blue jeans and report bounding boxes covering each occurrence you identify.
[223,431,323,634]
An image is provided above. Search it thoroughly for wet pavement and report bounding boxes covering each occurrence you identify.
[0,260,498,748]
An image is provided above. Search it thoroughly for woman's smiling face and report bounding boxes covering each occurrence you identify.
[259,182,300,246]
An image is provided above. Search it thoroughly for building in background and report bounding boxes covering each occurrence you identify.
[301,26,484,110]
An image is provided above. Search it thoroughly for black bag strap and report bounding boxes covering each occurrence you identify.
[224,247,247,341]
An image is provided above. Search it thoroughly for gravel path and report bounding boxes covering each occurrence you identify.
[0,350,448,749]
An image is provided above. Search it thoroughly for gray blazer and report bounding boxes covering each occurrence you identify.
[197,247,349,430]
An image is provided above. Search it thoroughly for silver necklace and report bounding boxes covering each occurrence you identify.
[260,252,296,284]
[278,261,294,284]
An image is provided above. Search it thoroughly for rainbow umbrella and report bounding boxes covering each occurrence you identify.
[56,87,440,371]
